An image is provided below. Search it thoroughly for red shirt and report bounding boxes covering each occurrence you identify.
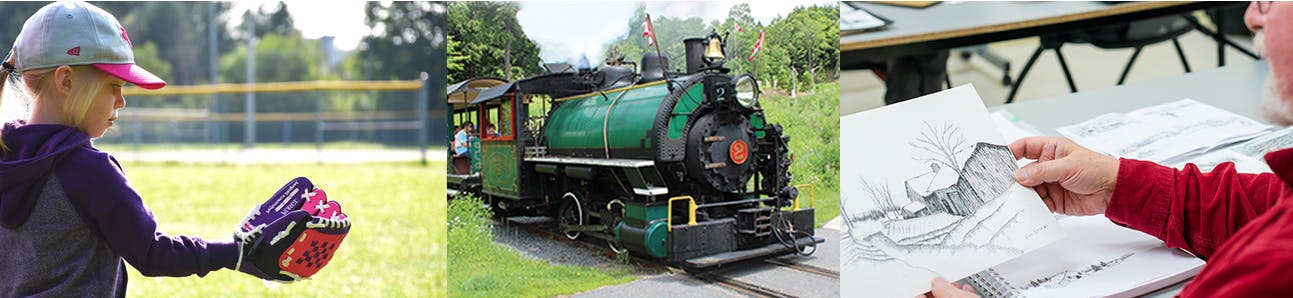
[1107,147,1293,297]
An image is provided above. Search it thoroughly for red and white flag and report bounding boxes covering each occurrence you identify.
[748,30,764,62]
[734,22,742,32]
[643,14,656,46]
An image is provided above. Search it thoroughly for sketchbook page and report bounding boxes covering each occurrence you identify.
[989,216,1204,298]
[1175,149,1272,173]
[1056,113,1161,159]
[1175,126,1293,174]
[1231,125,1293,158]
[840,85,1066,298]
[1057,99,1270,163]
[1127,99,1270,164]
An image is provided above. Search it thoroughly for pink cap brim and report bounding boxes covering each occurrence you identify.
[92,63,166,90]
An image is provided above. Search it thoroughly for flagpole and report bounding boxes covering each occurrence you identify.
[646,14,672,91]
[751,30,763,84]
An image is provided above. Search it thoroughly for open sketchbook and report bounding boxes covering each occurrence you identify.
[840,85,1065,298]
[963,216,1205,298]
[1172,126,1293,173]
[1057,99,1271,165]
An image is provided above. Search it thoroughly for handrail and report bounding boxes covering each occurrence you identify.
[793,184,816,211]
[667,196,698,232]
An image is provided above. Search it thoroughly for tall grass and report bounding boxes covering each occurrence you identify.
[761,82,842,225]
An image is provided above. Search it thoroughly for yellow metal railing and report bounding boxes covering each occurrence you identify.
[123,80,424,96]
[793,184,816,211]
[667,196,698,232]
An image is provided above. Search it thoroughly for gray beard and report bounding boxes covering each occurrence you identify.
[1253,30,1293,126]
[1258,74,1293,126]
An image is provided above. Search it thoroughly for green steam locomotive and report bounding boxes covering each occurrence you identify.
[447,32,820,269]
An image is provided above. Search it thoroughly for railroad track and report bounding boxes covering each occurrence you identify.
[764,258,840,279]
[495,216,839,298]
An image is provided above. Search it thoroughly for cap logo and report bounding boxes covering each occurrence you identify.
[120,26,132,48]
[67,46,81,57]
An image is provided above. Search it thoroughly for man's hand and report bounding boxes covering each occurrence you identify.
[1008,136,1119,216]
[921,277,980,298]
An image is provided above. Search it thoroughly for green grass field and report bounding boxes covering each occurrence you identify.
[447,196,635,297]
[120,161,445,297]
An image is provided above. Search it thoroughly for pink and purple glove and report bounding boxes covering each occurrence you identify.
[234,177,350,281]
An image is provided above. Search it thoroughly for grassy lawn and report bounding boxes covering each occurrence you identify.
[96,140,421,152]
[448,196,635,297]
[121,161,445,297]
[762,83,841,227]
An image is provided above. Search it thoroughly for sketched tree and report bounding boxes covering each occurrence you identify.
[910,121,972,176]
[858,178,900,219]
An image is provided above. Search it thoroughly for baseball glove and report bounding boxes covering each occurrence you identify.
[234,177,351,281]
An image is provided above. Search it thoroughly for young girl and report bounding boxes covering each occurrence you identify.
[0,2,278,296]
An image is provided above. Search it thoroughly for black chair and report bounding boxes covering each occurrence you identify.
[1006,15,1196,103]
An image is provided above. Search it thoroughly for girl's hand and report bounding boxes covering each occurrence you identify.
[921,277,980,298]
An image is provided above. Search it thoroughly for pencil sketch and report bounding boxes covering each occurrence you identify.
[1024,253,1135,289]
[1234,126,1293,157]
[1067,115,1136,139]
[840,85,1063,298]
[1116,118,1246,159]
[843,123,1029,270]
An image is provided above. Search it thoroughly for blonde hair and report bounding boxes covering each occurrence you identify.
[0,65,111,153]
[0,68,10,153]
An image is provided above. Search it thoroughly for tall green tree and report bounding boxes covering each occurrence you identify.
[356,1,448,81]
[445,1,541,81]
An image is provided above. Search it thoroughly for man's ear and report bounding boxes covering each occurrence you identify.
[53,65,75,97]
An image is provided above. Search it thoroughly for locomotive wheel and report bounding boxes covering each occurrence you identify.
[559,192,587,240]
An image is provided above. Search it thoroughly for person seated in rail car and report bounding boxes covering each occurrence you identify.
[485,123,499,139]
[454,121,474,157]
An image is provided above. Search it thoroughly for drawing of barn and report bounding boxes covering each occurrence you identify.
[904,143,1016,216]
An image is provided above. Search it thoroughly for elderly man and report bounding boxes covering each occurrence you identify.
[929,2,1293,297]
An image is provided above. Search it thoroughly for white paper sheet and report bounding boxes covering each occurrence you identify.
[841,85,1065,298]
[840,6,889,32]
[989,216,1204,298]
[990,110,1040,145]
[1057,99,1271,165]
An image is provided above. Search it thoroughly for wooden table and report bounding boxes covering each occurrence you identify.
[841,1,1244,67]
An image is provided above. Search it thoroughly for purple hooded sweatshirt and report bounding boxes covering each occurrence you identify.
[0,122,238,296]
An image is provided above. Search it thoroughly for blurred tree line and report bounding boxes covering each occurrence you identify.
[0,1,446,115]
[604,3,839,96]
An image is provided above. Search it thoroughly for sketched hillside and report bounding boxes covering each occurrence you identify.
[904,142,1016,217]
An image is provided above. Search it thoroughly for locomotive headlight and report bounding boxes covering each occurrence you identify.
[734,75,759,109]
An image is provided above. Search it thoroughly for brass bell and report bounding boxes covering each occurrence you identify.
[704,34,725,60]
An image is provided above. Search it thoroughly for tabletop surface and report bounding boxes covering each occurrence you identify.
[842,1,1202,53]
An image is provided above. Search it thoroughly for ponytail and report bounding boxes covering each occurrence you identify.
[0,59,11,153]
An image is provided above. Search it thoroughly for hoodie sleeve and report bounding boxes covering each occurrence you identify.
[55,148,239,277]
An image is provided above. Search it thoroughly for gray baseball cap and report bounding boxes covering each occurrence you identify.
[6,1,166,89]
